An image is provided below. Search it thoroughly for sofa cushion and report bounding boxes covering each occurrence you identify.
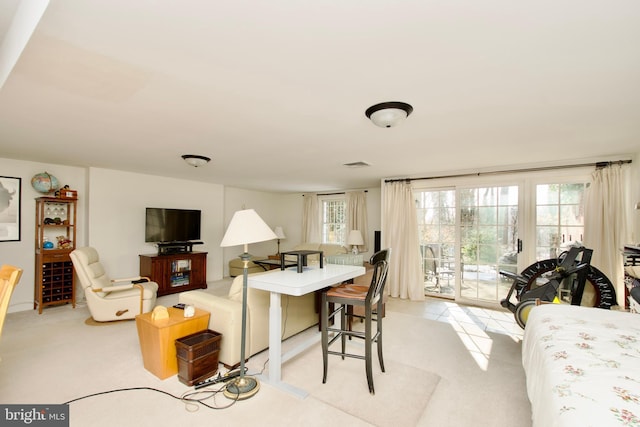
[228,271,270,301]
[293,242,321,251]
[318,244,348,257]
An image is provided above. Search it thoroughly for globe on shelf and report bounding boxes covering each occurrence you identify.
[31,172,60,194]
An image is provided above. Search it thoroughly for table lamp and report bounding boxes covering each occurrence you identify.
[220,209,277,400]
[347,230,364,255]
[273,226,286,255]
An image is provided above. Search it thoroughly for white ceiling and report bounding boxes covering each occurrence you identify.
[1,0,639,193]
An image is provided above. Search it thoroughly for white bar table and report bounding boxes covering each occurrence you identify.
[248,263,365,398]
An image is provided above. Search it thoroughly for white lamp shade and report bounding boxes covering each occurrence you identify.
[274,226,286,239]
[220,209,278,247]
[347,230,364,245]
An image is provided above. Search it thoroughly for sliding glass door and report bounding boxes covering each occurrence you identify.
[458,185,520,304]
[414,172,590,307]
[416,185,520,303]
[416,189,456,297]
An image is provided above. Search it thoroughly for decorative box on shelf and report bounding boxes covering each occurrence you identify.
[326,253,364,266]
[58,189,78,199]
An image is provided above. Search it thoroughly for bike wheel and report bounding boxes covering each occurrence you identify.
[514,299,538,328]
[518,260,617,309]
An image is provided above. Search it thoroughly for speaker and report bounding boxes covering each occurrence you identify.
[374,230,381,253]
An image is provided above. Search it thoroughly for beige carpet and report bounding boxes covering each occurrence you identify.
[283,345,440,427]
[84,316,133,326]
[0,290,531,427]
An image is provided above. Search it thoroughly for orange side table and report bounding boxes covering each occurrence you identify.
[135,307,210,379]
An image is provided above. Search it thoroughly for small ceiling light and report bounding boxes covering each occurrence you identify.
[182,154,211,167]
[343,161,371,168]
[365,101,413,128]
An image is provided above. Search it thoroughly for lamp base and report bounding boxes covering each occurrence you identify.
[223,376,260,400]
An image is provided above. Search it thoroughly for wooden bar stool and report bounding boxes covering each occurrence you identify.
[320,249,390,394]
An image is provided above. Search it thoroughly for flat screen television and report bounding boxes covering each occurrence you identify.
[145,207,201,243]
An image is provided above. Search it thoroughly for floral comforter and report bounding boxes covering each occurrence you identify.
[523,304,640,427]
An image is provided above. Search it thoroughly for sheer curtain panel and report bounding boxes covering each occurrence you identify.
[584,163,630,307]
[347,191,369,252]
[302,193,320,243]
[382,181,424,300]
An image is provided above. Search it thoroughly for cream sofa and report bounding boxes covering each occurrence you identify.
[178,271,318,367]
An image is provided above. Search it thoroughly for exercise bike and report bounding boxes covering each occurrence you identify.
[499,246,616,328]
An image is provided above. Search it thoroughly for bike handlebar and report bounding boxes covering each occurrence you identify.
[555,262,589,277]
[498,270,529,285]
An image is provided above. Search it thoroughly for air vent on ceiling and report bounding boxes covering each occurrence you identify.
[343,161,371,168]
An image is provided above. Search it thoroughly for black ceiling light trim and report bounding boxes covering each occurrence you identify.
[365,102,413,128]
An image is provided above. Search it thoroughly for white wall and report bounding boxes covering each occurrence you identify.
[222,187,382,274]
[1,155,384,313]
[87,167,225,280]
[0,158,86,313]
[222,187,303,275]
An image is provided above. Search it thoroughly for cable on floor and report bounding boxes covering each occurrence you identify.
[61,365,256,412]
[62,384,239,411]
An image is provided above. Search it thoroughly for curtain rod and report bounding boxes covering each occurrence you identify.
[384,160,632,184]
[303,190,368,196]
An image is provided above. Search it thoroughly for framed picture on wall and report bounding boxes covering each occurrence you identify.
[0,176,21,242]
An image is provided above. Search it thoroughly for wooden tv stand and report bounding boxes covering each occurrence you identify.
[139,252,208,297]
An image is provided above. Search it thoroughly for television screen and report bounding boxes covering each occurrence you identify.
[145,208,201,243]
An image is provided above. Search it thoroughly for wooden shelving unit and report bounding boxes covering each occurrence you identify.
[34,197,77,314]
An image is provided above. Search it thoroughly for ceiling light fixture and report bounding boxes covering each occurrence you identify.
[182,154,211,167]
[365,101,413,128]
[344,161,371,168]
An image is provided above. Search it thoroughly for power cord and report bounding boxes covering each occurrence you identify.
[64,286,298,411]
[63,385,239,411]
[62,367,250,411]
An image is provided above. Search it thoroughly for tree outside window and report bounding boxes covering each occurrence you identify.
[321,198,346,245]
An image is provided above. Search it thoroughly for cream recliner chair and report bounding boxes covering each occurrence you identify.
[70,247,158,322]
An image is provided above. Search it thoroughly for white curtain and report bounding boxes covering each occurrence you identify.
[382,181,424,300]
[347,191,368,252]
[302,193,320,243]
[584,164,630,307]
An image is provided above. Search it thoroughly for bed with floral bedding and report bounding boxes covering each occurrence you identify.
[522,303,640,427]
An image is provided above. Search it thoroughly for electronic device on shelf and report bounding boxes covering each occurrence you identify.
[156,241,202,255]
[145,208,202,255]
[145,207,201,243]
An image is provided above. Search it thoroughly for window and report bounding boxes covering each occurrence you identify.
[321,197,346,245]
[535,183,587,260]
